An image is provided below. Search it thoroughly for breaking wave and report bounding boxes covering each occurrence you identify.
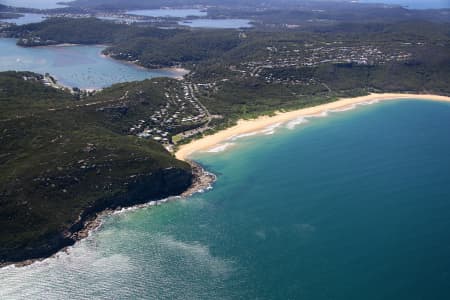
[207,142,235,153]
[286,117,309,130]
[260,122,282,135]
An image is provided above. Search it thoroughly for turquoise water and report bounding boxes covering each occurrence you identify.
[359,0,449,9]
[179,19,253,29]
[0,0,66,9]
[127,9,207,18]
[0,13,46,25]
[1,99,450,299]
[0,38,181,89]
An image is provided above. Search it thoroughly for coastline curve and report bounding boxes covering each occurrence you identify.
[175,93,450,160]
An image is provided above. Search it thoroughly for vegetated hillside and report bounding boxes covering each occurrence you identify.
[0,72,73,119]
[5,18,244,67]
[67,0,316,9]
[0,72,192,265]
[1,15,449,264]
[5,18,449,67]
[8,17,181,46]
[194,60,450,123]
[105,29,242,68]
[3,19,449,122]
[7,18,449,119]
[184,22,450,123]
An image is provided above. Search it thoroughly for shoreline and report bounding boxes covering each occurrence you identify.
[161,67,190,80]
[0,160,214,269]
[7,38,189,89]
[175,93,450,160]
[101,53,190,80]
[3,92,448,269]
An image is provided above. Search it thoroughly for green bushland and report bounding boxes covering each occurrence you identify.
[0,16,449,265]
[0,72,192,264]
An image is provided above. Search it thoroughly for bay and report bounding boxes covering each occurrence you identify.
[126,8,207,18]
[0,13,47,25]
[0,38,182,89]
[178,19,253,29]
[0,0,66,9]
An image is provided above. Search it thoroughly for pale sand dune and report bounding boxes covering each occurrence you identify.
[175,93,450,160]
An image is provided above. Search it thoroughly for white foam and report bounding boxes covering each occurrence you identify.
[260,122,282,135]
[286,117,309,130]
[330,104,356,112]
[0,239,136,299]
[229,131,259,141]
[206,142,235,153]
[306,110,329,118]
[112,196,181,215]
[359,99,379,105]
[204,99,386,155]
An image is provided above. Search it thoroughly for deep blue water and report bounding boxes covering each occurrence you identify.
[1,99,450,299]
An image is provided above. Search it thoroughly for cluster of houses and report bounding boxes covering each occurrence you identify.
[238,42,413,83]
[129,82,210,145]
[302,44,412,66]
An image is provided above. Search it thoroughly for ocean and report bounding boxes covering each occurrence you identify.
[1,99,450,299]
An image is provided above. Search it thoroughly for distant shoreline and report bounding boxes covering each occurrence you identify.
[175,93,450,160]
[6,38,189,89]
[100,53,190,80]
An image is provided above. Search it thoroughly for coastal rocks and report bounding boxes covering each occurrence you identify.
[182,161,216,197]
[0,166,193,267]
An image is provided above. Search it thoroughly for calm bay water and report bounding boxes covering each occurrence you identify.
[0,13,47,25]
[0,0,66,9]
[179,19,253,29]
[0,38,180,89]
[103,11,252,29]
[1,99,450,299]
[127,9,207,18]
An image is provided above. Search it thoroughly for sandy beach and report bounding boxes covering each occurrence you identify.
[161,67,190,79]
[101,53,190,79]
[176,93,450,160]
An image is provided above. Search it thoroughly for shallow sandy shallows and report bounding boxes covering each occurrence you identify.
[175,93,450,160]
